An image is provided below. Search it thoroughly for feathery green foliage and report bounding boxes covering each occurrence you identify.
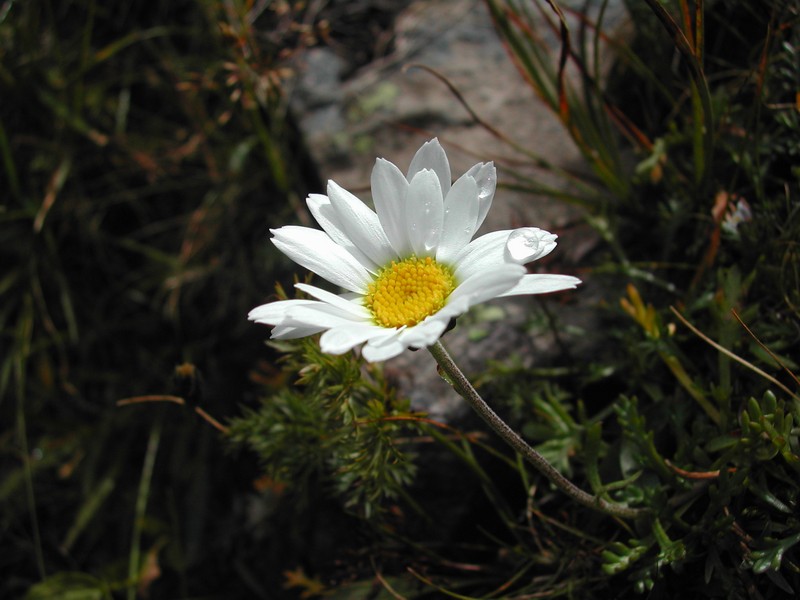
[227,335,421,520]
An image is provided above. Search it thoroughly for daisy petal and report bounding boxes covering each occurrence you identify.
[306,194,376,271]
[283,303,361,330]
[452,229,512,281]
[406,169,444,257]
[362,338,406,362]
[437,174,479,264]
[327,180,396,266]
[408,138,451,198]
[371,158,411,257]
[272,323,326,339]
[505,228,558,263]
[498,274,582,297]
[399,318,449,349]
[446,263,526,312]
[294,283,371,320]
[248,299,316,324]
[271,226,372,293]
[466,162,497,230]
[320,322,389,354]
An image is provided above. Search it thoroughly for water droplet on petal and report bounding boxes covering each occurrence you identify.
[506,228,558,263]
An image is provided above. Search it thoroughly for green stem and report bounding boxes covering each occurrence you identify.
[127,416,163,600]
[428,341,648,520]
[16,295,45,579]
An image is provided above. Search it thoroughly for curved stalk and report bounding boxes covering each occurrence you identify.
[428,341,648,520]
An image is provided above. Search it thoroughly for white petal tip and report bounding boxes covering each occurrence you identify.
[505,228,558,263]
[498,274,582,297]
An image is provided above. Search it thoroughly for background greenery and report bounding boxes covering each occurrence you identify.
[2,0,798,598]
[2,0,321,597]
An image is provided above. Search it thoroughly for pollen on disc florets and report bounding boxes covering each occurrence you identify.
[365,256,456,328]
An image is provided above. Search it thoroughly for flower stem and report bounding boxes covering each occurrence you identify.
[428,341,648,520]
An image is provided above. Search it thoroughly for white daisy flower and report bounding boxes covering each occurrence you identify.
[249,139,581,362]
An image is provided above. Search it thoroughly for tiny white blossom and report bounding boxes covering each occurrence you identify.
[249,139,580,362]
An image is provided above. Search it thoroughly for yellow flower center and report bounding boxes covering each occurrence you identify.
[365,256,456,328]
